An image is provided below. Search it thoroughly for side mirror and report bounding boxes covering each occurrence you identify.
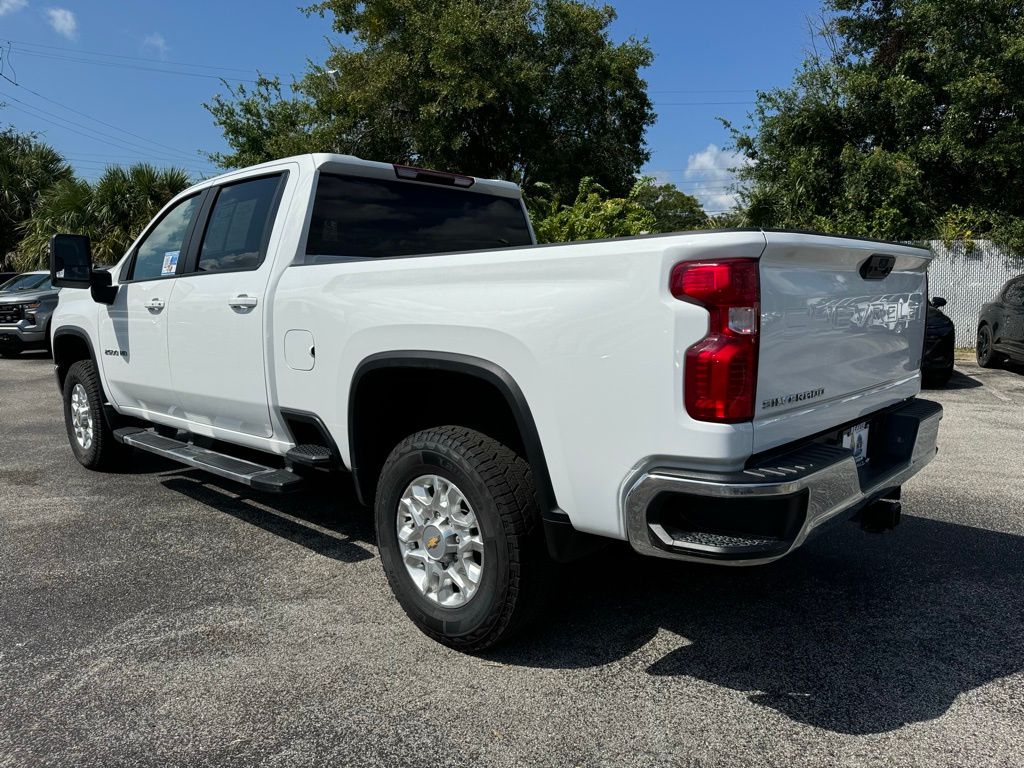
[930,296,947,309]
[49,233,118,304]
[50,234,92,288]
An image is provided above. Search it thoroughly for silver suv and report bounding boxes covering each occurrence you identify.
[0,271,60,358]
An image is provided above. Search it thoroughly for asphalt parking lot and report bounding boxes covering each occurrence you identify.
[2,353,1023,768]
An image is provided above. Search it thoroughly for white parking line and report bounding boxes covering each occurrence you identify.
[956,366,1013,402]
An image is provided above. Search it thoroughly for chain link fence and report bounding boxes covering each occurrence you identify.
[922,240,1023,347]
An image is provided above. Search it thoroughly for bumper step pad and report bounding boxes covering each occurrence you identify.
[114,427,302,493]
[626,398,943,563]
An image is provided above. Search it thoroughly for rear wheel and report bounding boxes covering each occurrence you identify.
[0,349,19,359]
[63,359,123,470]
[977,324,998,368]
[922,368,953,388]
[374,426,546,652]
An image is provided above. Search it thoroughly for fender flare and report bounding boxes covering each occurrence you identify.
[51,326,98,391]
[348,351,560,517]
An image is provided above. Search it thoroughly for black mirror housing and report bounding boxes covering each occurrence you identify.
[89,269,118,304]
[50,234,93,288]
[930,296,947,309]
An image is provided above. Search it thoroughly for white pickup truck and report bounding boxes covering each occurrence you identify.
[48,153,942,650]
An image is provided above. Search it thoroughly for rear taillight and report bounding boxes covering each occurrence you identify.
[670,259,760,423]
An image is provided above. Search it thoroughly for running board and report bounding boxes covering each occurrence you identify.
[113,427,303,493]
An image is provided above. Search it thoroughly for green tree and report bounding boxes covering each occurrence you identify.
[632,180,707,232]
[0,128,73,268]
[728,0,1024,249]
[528,176,656,243]
[206,0,655,198]
[16,164,191,269]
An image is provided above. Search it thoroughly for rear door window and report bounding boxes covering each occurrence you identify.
[304,173,533,261]
[194,174,285,273]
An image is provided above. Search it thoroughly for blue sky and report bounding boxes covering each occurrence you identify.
[0,0,821,213]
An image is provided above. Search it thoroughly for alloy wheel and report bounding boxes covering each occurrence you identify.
[396,474,485,607]
[70,383,94,450]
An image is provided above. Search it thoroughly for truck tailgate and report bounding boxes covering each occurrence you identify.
[753,232,932,453]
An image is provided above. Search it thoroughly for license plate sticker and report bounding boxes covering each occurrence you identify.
[843,422,870,465]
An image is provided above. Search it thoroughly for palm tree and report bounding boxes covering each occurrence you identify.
[0,128,74,268]
[16,164,192,270]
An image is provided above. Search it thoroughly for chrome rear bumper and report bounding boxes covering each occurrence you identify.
[624,398,942,565]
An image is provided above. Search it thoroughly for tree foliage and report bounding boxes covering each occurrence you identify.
[631,180,708,232]
[0,128,73,268]
[530,176,709,242]
[529,177,655,243]
[15,164,191,269]
[729,0,1024,250]
[206,0,655,198]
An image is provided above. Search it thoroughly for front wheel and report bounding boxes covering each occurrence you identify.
[63,359,123,470]
[374,426,546,652]
[977,324,998,368]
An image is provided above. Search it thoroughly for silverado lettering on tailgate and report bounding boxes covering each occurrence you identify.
[761,388,826,410]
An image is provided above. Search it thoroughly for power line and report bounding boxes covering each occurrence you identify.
[63,151,217,167]
[0,70,214,163]
[0,92,203,163]
[4,38,273,76]
[0,93,214,166]
[66,158,214,174]
[11,49,263,84]
[650,88,757,94]
[654,100,755,106]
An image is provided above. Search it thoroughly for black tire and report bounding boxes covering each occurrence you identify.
[0,349,19,358]
[374,426,546,652]
[62,359,123,470]
[922,366,953,389]
[977,324,998,368]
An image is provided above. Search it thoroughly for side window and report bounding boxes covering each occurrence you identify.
[195,175,283,273]
[1005,278,1024,306]
[129,195,201,281]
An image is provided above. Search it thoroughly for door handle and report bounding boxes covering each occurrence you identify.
[228,294,259,309]
[144,298,165,311]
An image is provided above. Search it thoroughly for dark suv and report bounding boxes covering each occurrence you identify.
[977,275,1024,367]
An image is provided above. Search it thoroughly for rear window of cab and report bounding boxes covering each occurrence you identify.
[304,173,533,261]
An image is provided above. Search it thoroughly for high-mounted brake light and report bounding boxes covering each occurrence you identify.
[670,259,760,423]
[393,164,475,188]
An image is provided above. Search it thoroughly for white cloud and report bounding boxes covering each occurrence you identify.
[142,33,169,59]
[0,0,28,17]
[683,143,750,215]
[45,7,76,39]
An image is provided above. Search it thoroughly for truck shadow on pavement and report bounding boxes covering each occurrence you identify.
[932,369,982,390]
[160,471,376,564]
[147,464,1023,736]
[493,515,1024,736]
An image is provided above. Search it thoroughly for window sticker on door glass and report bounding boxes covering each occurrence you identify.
[161,250,179,276]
